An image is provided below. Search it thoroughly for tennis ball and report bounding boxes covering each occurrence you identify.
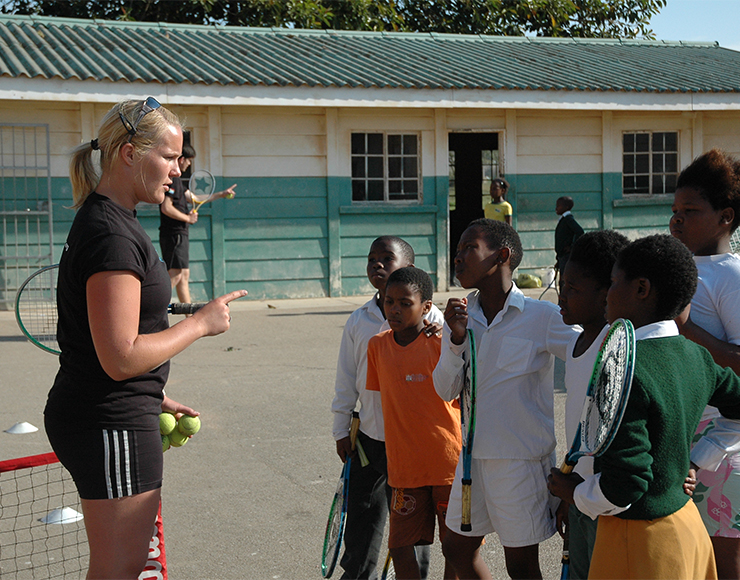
[162,434,170,453]
[178,415,201,436]
[159,412,177,435]
[226,193,235,199]
[169,429,189,447]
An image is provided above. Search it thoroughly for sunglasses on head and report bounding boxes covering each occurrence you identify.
[119,97,161,142]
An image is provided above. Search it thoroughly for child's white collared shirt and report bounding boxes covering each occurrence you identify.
[434,285,580,460]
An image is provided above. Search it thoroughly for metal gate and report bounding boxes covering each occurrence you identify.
[0,124,53,309]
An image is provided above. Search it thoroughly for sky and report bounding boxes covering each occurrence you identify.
[649,0,740,51]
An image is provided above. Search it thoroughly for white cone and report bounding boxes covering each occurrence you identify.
[39,507,84,525]
[5,421,38,434]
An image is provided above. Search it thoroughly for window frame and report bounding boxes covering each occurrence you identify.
[350,131,422,204]
[621,130,679,196]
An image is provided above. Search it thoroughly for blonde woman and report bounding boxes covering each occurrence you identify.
[44,98,246,579]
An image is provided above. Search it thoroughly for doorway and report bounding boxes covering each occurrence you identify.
[448,133,501,283]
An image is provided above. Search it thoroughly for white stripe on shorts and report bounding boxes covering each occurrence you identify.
[103,429,133,499]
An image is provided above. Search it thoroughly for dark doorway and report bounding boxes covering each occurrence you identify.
[448,133,501,283]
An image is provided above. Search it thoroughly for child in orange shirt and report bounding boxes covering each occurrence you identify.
[367,267,461,579]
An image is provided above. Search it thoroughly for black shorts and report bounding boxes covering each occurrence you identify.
[160,233,189,270]
[45,417,163,500]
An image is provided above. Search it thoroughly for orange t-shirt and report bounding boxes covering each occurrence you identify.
[366,330,462,489]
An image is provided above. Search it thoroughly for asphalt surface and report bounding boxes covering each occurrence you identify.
[0,285,568,579]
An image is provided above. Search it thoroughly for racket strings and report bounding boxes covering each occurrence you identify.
[582,331,629,452]
[17,269,59,351]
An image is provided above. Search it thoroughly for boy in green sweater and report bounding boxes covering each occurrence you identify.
[548,234,740,580]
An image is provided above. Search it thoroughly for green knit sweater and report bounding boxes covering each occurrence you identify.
[594,335,740,520]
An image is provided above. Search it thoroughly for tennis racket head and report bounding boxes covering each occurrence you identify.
[15,264,60,355]
[565,318,636,467]
[321,458,351,578]
[189,169,216,198]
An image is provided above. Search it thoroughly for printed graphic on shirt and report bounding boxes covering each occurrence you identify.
[393,489,417,515]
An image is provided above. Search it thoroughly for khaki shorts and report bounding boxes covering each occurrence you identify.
[445,454,557,547]
[388,485,452,549]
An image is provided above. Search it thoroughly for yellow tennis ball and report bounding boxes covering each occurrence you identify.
[178,415,201,436]
[162,434,170,453]
[226,193,235,199]
[169,429,189,447]
[159,413,177,435]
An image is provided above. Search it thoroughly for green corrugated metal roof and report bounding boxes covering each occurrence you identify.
[1,14,739,92]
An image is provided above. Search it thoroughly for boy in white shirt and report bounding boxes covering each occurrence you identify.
[331,236,443,579]
[433,219,579,579]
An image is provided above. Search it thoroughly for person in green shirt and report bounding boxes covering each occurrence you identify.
[548,234,740,580]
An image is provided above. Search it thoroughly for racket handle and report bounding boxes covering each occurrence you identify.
[355,438,370,468]
[168,302,207,315]
[559,460,575,474]
[461,479,472,532]
[349,411,361,451]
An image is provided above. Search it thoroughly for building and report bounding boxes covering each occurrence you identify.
[1,14,739,303]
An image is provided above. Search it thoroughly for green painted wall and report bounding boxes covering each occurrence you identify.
[25,171,674,302]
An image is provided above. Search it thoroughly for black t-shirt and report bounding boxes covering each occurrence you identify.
[159,176,189,237]
[46,193,171,431]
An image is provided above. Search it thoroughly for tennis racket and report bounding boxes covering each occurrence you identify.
[380,551,396,580]
[15,263,59,355]
[730,229,740,255]
[188,169,216,214]
[321,413,360,578]
[560,530,570,580]
[561,318,636,473]
[460,327,477,532]
[16,264,207,355]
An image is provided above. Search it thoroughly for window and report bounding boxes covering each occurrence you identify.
[622,132,678,194]
[351,133,420,202]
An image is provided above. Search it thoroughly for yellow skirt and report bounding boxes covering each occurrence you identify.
[589,500,717,580]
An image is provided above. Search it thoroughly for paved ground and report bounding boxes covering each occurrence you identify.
[0,285,568,579]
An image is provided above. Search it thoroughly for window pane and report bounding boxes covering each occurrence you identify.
[635,153,649,174]
[367,133,383,155]
[636,133,649,151]
[653,153,663,173]
[351,133,365,155]
[389,180,402,194]
[623,133,635,153]
[403,135,417,155]
[367,180,384,201]
[624,175,635,191]
[388,135,402,155]
[388,157,402,178]
[636,175,649,192]
[653,174,665,194]
[352,180,366,201]
[665,174,677,192]
[368,156,383,178]
[403,179,418,193]
[665,132,678,151]
[351,156,365,178]
[652,132,665,152]
[403,157,417,178]
[623,154,635,174]
[665,153,678,173]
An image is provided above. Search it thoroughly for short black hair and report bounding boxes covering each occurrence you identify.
[466,218,523,270]
[568,230,630,288]
[616,234,697,321]
[557,196,574,211]
[371,236,415,265]
[676,148,740,232]
[386,267,434,302]
[492,177,509,192]
[181,143,196,160]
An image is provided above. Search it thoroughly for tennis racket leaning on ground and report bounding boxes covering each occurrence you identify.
[321,412,361,578]
[560,318,636,474]
[460,327,478,532]
[15,264,207,356]
[380,551,396,580]
[188,169,216,214]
